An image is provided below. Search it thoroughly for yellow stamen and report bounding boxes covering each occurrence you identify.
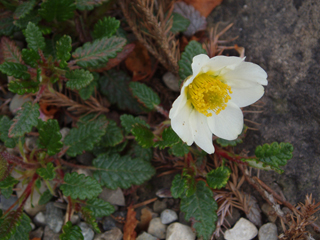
[186,73,232,117]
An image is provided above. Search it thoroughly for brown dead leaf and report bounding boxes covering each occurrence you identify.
[90,43,135,72]
[123,205,138,240]
[125,41,152,81]
[183,0,223,17]
[137,207,153,231]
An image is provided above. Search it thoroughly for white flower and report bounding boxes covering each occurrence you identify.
[169,54,268,154]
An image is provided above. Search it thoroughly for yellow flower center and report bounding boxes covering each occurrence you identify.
[186,73,232,117]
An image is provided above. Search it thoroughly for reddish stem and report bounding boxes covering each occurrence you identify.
[214,146,249,166]
[0,152,40,169]
[33,85,47,104]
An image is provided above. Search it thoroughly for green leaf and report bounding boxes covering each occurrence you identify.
[56,35,72,68]
[0,62,30,80]
[207,166,231,189]
[178,40,206,81]
[72,36,126,68]
[83,198,115,218]
[1,187,13,199]
[38,119,63,156]
[169,141,189,157]
[1,37,22,63]
[13,1,35,20]
[93,153,155,189]
[170,13,190,33]
[75,0,109,11]
[64,115,108,157]
[130,143,153,162]
[131,124,154,148]
[9,102,39,138]
[60,221,84,240]
[0,116,19,148]
[93,17,120,39]
[39,0,76,22]
[79,208,100,233]
[99,70,142,112]
[99,120,123,147]
[155,127,180,149]
[66,69,94,90]
[14,10,41,29]
[0,209,23,240]
[251,142,294,173]
[171,174,187,198]
[129,82,160,110]
[0,17,19,36]
[120,114,149,134]
[25,22,45,51]
[60,172,102,200]
[181,181,218,239]
[21,48,40,68]
[78,77,97,100]
[8,79,39,95]
[38,189,53,205]
[36,162,56,181]
[8,213,32,240]
[0,176,19,189]
[35,178,41,189]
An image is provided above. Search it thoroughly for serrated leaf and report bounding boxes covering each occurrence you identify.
[0,17,19,36]
[75,0,109,11]
[169,141,189,157]
[38,189,53,205]
[25,22,45,51]
[13,10,41,29]
[99,70,142,112]
[129,82,160,110]
[0,62,30,79]
[83,198,115,218]
[78,77,97,100]
[36,162,56,180]
[64,115,108,157]
[155,127,180,149]
[66,69,94,90]
[131,124,154,148]
[170,13,190,33]
[0,176,19,189]
[93,17,120,39]
[0,209,23,240]
[79,207,100,233]
[21,48,40,68]
[38,119,63,155]
[254,142,293,173]
[60,221,84,240]
[130,143,153,162]
[173,2,207,37]
[120,114,149,134]
[207,166,231,189]
[1,187,12,199]
[72,36,126,68]
[60,172,102,200]
[0,37,22,63]
[8,213,32,240]
[171,174,187,198]
[0,116,19,148]
[181,181,217,239]
[42,35,60,59]
[39,0,76,22]
[99,120,123,147]
[178,40,206,81]
[93,153,155,189]
[35,178,41,189]
[56,35,72,68]
[9,102,39,138]
[8,79,39,95]
[13,1,35,20]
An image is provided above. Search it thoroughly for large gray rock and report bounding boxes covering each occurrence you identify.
[258,223,278,240]
[224,218,258,240]
[166,222,196,240]
[99,187,125,206]
[94,228,123,240]
[46,202,64,233]
[43,225,60,240]
[147,217,167,239]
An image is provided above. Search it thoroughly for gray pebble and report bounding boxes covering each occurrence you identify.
[258,222,278,240]
[43,225,60,240]
[78,222,94,240]
[102,216,117,231]
[153,200,167,213]
[166,222,196,240]
[34,211,46,226]
[46,202,64,233]
[160,209,178,225]
[136,231,158,240]
[147,217,167,239]
[94,228,123,240]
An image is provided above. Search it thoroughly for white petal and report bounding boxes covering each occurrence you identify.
[184,54,210,87]
[224,61,268,86]
[169,91,187,119]
[189,110,215,154]
[205,56,244,73]
[207,101,243,140]
[230,84,265,107]
[170,102,194,145]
